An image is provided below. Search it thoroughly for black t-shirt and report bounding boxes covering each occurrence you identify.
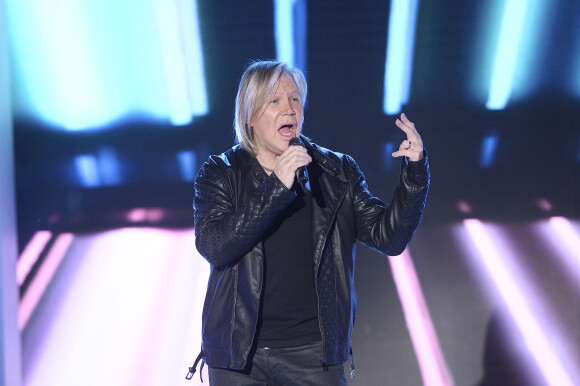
[257,183,321,348]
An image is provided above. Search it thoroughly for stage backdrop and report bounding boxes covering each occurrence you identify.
[7,0,580,385]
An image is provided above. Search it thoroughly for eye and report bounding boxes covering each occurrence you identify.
[270,99,279,104]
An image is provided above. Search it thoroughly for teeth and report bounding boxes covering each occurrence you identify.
[280,126,293,136]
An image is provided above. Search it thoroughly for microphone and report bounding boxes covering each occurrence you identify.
[289,136,308,185]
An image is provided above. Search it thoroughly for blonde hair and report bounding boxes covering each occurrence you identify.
[234,60,307,155]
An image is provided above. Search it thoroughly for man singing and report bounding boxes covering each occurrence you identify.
[188,60,430,385]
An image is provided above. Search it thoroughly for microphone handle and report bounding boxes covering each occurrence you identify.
[289,137,308,184]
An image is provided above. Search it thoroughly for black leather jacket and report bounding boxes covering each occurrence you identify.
[192,136,429,370]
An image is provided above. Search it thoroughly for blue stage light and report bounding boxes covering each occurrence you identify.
[6,0,208,131]
[97,147,121,186]
[74,147,121,187]
[383,0,419,115]
[274,0,295,66]
[177,150,197,182]
[154,0,208,126]
[382,141,396,171]
[480,132,499,168]
[574,31,580,99]
[274,0,307,71]
[485,0,546,110]
[75,155,100,188]
[486,1,529,110]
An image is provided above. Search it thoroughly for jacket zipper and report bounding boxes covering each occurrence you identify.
[315,186,348,367]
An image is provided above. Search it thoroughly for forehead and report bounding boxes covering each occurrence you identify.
[272,74,299,94]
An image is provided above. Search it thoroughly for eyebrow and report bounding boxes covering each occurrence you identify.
[270,90,300,98]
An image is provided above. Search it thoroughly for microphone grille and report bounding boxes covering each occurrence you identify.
[289,136,304,147]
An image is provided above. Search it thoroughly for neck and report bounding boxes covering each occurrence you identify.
[256,153,276,172]
[261,164,274,173]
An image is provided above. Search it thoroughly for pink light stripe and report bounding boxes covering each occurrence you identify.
[22,228,208,386]
[17,230,53,286]
[128,228,208,386]
[180,236,210,385]
[463,219,575,386]
[389,249,454,386]
[18,232,74,331]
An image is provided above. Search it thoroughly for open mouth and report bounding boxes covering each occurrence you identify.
[278,124,294,137]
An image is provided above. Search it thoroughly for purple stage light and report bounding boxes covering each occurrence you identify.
[21,228,209,386]
[19,233,74,331]
[389,249,454,386]
[462,219,575,386]
[17,230,52,286]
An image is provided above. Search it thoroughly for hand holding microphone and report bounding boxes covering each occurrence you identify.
[274,137,311,190]
[289,137,308,186]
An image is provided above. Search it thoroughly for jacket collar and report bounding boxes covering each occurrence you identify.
[301,135,342,177]
[231,146,268,186]
[231,137,343,180]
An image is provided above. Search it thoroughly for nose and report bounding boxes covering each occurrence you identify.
[282,99,296,116]
[285,103,296,116]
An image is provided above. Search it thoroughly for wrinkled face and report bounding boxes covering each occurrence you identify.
[251,75,303,161]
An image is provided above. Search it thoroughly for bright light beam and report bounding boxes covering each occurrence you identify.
[463,219,575,386]
[274,0,295,66]
[573,21,580,98]
[6,0,108,129]
[22,228,208,386]
[274,0,307,71]
[537,217,580,283]
[154,0,196,125]
[486,0,529,110]
[389,249,453,386]
[383,0,419,115]
[7,0,208,130]
[176,0,208,117]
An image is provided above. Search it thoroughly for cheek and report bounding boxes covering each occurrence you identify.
[253,112,273,132]
[261,110,277,126]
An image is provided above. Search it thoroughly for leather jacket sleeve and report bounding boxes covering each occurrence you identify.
[349,151,430,255]
[193,154,296,268]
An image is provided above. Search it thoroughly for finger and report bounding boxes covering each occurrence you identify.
[392,139,410,156]
[284,146,311,165]
[400,112,414,127]
[274,147,312,188]
[392,148,422,160]
[391,151,404,158]
[397,115,425,146]
[392,139,423,161]
[281,144,309,157]
[396,113,417,137]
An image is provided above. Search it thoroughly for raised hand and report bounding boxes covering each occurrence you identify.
[391,113,424,162]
